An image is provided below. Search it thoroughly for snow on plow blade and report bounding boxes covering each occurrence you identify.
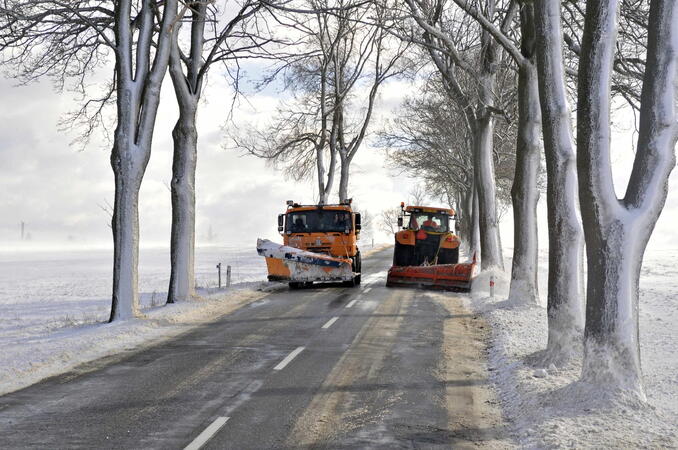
[257,238,354,282]
[386,261,478,292]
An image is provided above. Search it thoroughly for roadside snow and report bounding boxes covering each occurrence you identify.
[0,247,273,396]
[468,249,678,448]
[0,287,272,396]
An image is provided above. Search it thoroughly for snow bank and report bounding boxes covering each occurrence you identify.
[467,248,678,448]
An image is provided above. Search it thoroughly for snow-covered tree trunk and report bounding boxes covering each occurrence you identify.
[470,182,481,260]
[459,187,473,251]
[167,101,198,303]
[508,5,540,304]
[475,25,504,270]
[338,153,350,202]
[109,0,177,322]
[110,140,143,320]
[509,60,541,303]
[533,0,584,363]
[166,5,204,304]
[577,0,678,396]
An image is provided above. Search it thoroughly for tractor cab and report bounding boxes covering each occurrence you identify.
[393,204,460,267]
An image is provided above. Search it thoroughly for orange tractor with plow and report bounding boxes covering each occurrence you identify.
[386,204,477,291]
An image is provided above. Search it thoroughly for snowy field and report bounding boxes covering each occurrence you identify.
[470,248,678,449]
[0,246,265,334]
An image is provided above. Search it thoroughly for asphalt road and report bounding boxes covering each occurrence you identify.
[0,248,509,449]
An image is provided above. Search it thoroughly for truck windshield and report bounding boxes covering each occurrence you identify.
[286,210,352,233]
[407,212,449,232]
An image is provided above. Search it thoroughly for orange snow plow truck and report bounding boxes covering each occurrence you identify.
[386,203,477,291]
[257,200,361,289]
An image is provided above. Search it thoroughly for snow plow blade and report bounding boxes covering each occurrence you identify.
[386,260,477,292]
[257,238,354,283]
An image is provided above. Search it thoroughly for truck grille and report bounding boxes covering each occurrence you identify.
[307,246,331,254]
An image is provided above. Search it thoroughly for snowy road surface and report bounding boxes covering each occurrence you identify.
[0,248,509,449]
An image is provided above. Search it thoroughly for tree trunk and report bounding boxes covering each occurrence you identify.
[533,0,585,364]
[475,21,504,271]
[317,144,328,204]
[509,61,541,304]
[469,182,481,260]
[474,115,503,269]
[459,188,473,250]
[167,102,198,303]
[109,142,143,322]
[577,0,678,396]
[338,153,350,202]
[580,220,645,393]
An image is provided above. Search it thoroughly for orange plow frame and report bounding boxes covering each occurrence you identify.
[386,254,477,292]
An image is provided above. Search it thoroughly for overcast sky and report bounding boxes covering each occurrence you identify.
[1,66,678,254]
[0,71,417,251]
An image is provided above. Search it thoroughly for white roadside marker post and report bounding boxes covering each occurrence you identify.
[490,275,495,299]
[227,265,232,287]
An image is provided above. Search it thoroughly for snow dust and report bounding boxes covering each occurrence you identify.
[467,248,678,448]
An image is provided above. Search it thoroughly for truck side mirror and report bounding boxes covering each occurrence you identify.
[397,217,403,228]
[278,214,284,233]
[355,213,362,231]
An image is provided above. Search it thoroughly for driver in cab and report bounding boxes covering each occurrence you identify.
[422,215,440,230]
[333,212,349,231]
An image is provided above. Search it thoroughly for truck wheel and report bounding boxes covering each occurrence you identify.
[348,252,361,287]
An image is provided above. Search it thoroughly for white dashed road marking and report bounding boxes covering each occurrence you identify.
[184,416,229,450]
[345,299,358,309]
[321,317,339,329]
[363,287,372,293]
[273,346,305,371]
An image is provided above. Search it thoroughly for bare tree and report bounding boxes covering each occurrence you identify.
[577,0,678,397]
[531,0,586,364]
[0,0,179,321]
[166,0,270,304]
[408,184,428,205]
[379,207,400,235]
[239,0,406,204]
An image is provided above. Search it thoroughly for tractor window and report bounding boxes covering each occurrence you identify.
[409,212,449,232]
[286,210,352,233]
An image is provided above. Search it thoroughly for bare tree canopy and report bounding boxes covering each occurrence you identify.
[236,0,408,204]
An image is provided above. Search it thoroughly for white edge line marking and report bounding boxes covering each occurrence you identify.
[184,416,230,450]
[273,346,305,371]
[363,287,372,293]
[321,317,339,329]
[345,299,358,309]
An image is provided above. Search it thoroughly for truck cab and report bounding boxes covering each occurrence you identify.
[278,200,362,283]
